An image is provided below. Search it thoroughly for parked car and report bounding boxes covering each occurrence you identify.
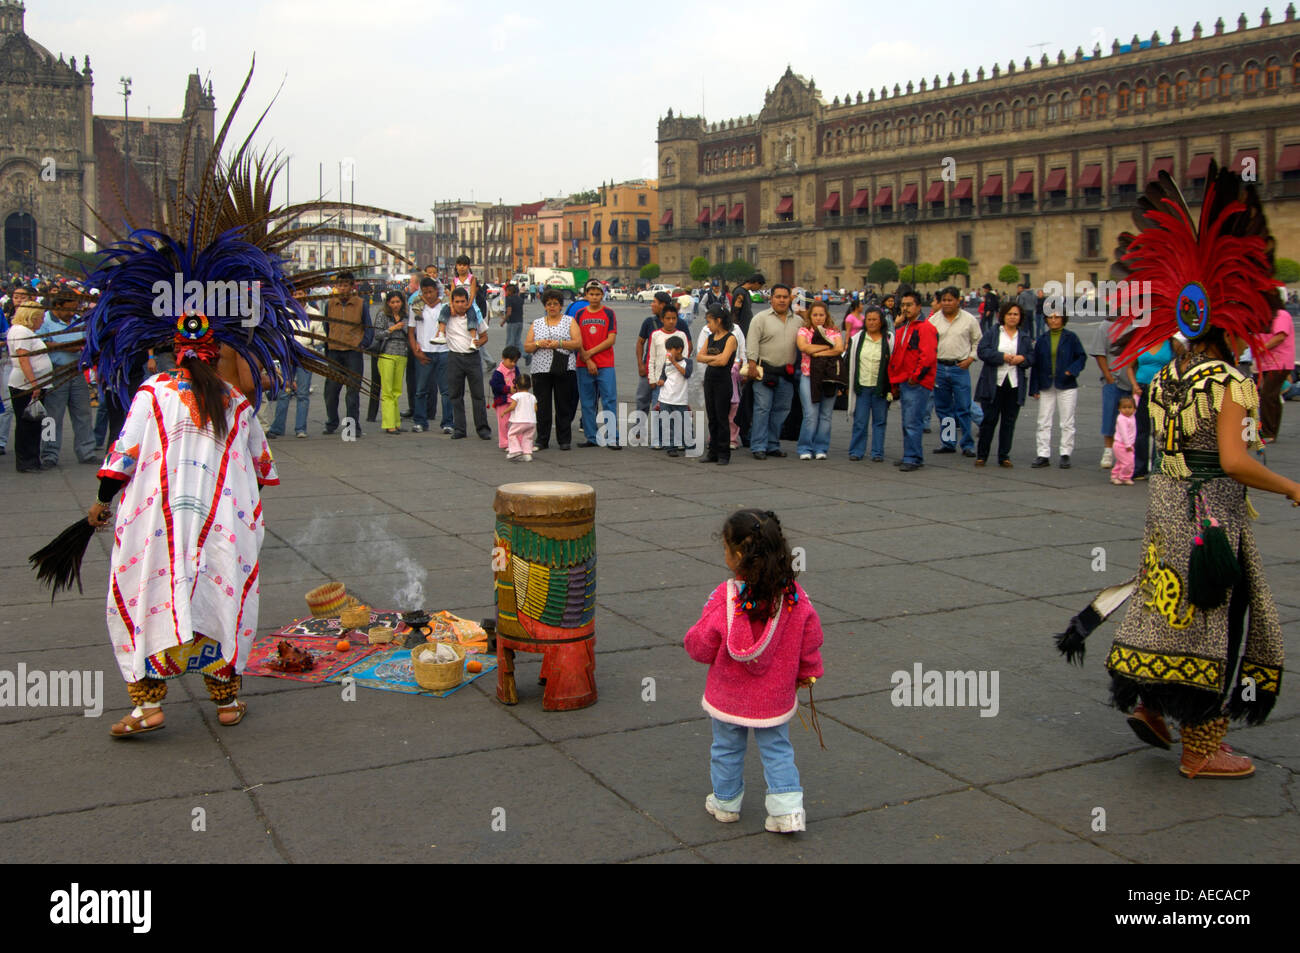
[607,287,632,301]
[636,283,674,302]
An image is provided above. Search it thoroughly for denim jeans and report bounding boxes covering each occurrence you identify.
[750,374,794,452]
[797,373,835,455]
[849,390,890,459]
[39,371,98,464]
[324,348,363,431]
[270,366,313,435]
[933,363,975,452]
[504,322,524,355]
[412,350,452,429]
[0,354,11,449]
[898,382,927,464]
[709,718,804,816]
[1101,381,1129,438]
[577,365,618,443]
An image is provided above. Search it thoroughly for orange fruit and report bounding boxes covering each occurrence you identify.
[466,660,483,673]
[426,634,437,642]
[336,639,351,652]
[421,626,432,635]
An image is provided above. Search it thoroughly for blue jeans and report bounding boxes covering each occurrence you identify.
[899,382,928,464]
[709,718,803,816]
[933,363,975,451]
[849,390,890,459]
[0,354,11,449]
[411,351,451,428]
[750,374,794,452]
[797,373,835,455]
[324,348,363,431]
[270,366,313,435]
[577,365,618,443]
[1101,381,1129,438]
[504,322,524,355]
[40,370,98,464]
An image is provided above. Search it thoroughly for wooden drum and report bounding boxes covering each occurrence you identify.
[493,482,597,711]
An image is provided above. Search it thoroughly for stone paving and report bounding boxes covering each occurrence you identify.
[1,310,1296,863]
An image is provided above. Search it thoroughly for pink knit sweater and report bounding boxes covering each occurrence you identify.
[684,579,825,727]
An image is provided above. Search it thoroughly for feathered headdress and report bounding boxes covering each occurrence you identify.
[66,57,419,406]
[1108,161,1280,369]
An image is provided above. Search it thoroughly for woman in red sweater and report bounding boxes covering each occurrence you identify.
[685,509,825,833]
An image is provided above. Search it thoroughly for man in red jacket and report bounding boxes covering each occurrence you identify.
[888,290,938,470]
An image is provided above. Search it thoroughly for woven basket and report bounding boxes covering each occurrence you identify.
[411,641,465,691]
[306,582,347,618]
[367,625,397,644]
[339,598,371,630]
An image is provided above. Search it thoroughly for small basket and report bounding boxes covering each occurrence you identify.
[339,598,371,630]
[367,625,397,645]
[306,582,347,618]
[411,641,465,691]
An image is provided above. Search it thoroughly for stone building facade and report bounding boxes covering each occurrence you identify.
[0,1,213,272]
[657,9,1300,292]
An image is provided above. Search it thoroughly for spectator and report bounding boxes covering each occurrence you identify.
[0,298,10,456]
[887,290,938,471]
[1256,304,1295,442]
[1029,310,1087,469]
[38,292,97,466]
[746,284,800,460]
[574,279,620,449]
[442,286,492,440]
[843,299,865,339]
[268,289,324,439]
[696,303,738,465]
[503,373,537,461]
[490,345,521,449]
[407,277,452,434]
[1132,339,1177,479]
[1089,314,1138,468]
[795,299,845,460]
[635,291,673,416]
[928,286,981,458]
[656,335,691,456]
[7,303,53,472]
[974,302,1034,468]
[980,283,1000,334]
[524,288,581,451]
[1016,283,1040,341]
[846,306,892,462]
[646,302,692,425]
[321,271,370,437]
[373,290,410,434]
[500,282,526,356]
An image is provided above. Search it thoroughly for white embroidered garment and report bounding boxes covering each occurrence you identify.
[99,371,278,682]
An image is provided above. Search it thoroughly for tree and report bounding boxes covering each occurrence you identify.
[724,258,751,282]
[639,263,661,281]
[708,262,727,279]
[937,257,970,284]
[688,256,711,281]
[997,264,1021,286]
[567,190,599,205]
[1276,258,1300,284]
[899,263,934,286]
[867,257,900,287]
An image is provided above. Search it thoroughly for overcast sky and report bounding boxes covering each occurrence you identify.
[30,0,1258,222]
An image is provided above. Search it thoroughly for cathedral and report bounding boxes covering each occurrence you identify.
[0,0,214,273]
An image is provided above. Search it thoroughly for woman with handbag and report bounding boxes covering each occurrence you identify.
[974,302,1034,467]
[795,300,845,460]
[846,306,893,461]
[6,303,53,472]
[373,291,409,434]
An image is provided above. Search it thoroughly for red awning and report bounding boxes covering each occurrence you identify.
[1044,168,1068,192]
[952,178,973,200]
[1078,164,1103,189]
[711,205,727,223]
[1187,154,1213,179]
[899,184,919,205]
[1278,144,1300,172]
[873,186,893,207]
[822,191,841,212]
[848,189,871,210]
[1010,172,1034,195]
[924,182,945,203]
[775,195,794,215]
[1113,160,1138,186]
[728,203,745,222]
[1147,157,1174,182]
[1231,148,1259,175]
[695,207,711,224]
[979,174,1003,198]
[659,209,673,226]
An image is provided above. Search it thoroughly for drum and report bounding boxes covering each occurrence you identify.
[493,481,596,711]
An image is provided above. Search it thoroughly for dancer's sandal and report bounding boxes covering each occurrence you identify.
[1126,703,1173,749]
[1179,743,1255,779]
[109,708,165,738]
[216,700,247,727]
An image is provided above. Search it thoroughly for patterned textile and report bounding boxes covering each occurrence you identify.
[143,634,236,681]
[243,634,383,684]
[102,370,277,685]
[1107,354,1283,725]
[330,648,496,697]
[495,522,596,633]
[271,611,405,639]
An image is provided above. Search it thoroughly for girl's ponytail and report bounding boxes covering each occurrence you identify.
[722,509,796,621]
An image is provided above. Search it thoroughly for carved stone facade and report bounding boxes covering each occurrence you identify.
[0,1,214,272]
[659,13,1300,291]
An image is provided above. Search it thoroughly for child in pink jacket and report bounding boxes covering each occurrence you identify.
[685,509,825,833]
[1111,394,1138,484]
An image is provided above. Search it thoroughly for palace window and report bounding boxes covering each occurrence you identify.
[1135,80,1148,109]
[1219,67,1233,96]
[1244,60,1260,94]
[1265,58,1281,90]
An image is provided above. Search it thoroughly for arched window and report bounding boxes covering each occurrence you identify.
[1117,83,1130,112]
[951,110,961,137]
[1174,71,1189,103]
[871,123,881,148]
[663,156,675,177]
[859,125,866,150]
[835,130,843,152]
[1156,74,1171,105]
[909,117,918,144]
[964,107,974,134]
[995,103,1006,129]
[1011,99,1023,128]
[882,120,892,147]
[923,114,933,140]
[824,131,832,155]
[1198,68,1213,99]
[704,154,711,173]
[1061,91,1072,120]
[1293,53,1300,85]
[729,147,737,167]
[1134,80,1148,109]
[1045,93,1058,122]
[981,104,992,131]
[1243,59,1260,94]
[1218,65,1233,97]
[1026,97,1037,126]
[897,122,905,145]
[1096,86,1108,116]
[1264,58,1281,90]
[936,114,946,138]
[1080,88,1093,118]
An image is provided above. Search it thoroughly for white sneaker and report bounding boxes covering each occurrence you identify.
[522,453,532,461]
[798,453,812,460]
[412,424,425,433]
[705,794,740,823]
[430,335,447,345]
[764,810,806,833]
[507,452,521,461]
[814,452,827,460]
[1100,447,1114,469]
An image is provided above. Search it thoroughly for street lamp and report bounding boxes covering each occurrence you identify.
[119,77,132,220]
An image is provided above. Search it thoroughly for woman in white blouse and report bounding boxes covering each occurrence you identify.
[524,288,583,450]
[7,303,54,473]
[973,302,1034,468]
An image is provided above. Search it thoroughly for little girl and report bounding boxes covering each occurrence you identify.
[684,509,825,833]
[1112,394,1138,485]
[490,346,521,449]
[505,374,537,461]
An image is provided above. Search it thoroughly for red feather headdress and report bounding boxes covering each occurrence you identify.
[1108,161,1280,369]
